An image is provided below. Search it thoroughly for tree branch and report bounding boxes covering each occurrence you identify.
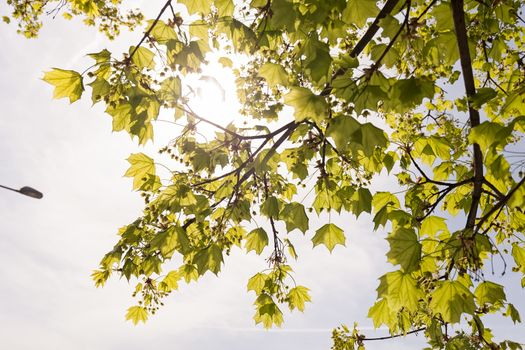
[233,123,297,191]
[451,0,484,229]
[476,176,525,230]
[407,150,473,187]
[362,327,426,341]
[194,122,297,187]
[179,105,296,141]
[321,0,402,95]
[368,0,411,77]
[128,0,172,61]
[351,0,401,58]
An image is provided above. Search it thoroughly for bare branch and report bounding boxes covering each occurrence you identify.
[362,327,426,341]
[451,0,484,229]
[476,176,525,230]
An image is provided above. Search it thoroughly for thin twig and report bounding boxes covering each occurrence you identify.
[362,327,426,341]
[128,0,172,61]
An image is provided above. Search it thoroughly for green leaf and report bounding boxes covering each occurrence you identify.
[261,196,281,218]
[245,228,269,255]
[388,78,435,111]
[306,48,332,83]
[420,216,448,238]
[471,87,497,109]
[159,76,181,104]
[88,77,110,104]
[254,298,284,328]
[125,306,148,325]
[386,228,421,272]
[360,123,388,156]
[377,270,423,313]
[87,49,111,64]
[284,87,328,123]
[431,3,454,31]
[215,0,234,17]
[179,0,212,15]
[180,264,199,283]
[287,286,311,312]
[285,238,298,259]
[193,244,223,275]
[218,57,233,67]
[312,223,346,253]
[148,19,177,44]
[280,202,309,233]
[342,0,379,27]
[92,269,110,288]
[161,271,180,291]
[505,303,521,324]
[326,115,361,150]
[430,281,476,323]
[474,281,506,307]
[512,244,525,273]
[42,68,84,103]
[468,121,511,152]
[124,153,156,190]
[130,46,156,70]
[351,188,372,217]
[368,298,394,328]
[372,191,399,213]
[106,102,132,132]
[150,226,191,257]
[269,0,296,30]
[247,273,267,294]
[259,62,289,87]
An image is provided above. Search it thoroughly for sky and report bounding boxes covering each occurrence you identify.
[0,1,523,349]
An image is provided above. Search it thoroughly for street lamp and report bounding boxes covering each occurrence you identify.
[0,184,43,199]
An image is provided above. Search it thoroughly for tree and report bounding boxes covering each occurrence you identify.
[5,0,525,348]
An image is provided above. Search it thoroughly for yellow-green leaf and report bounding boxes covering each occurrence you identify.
[287,286,311,312]
[312,223,346,253]
[247,273,267,294]
[245,228,269,255]
[42,68,84,103]
[179,0,212,15]
[125,306,148,325]
[280,202,309,233]
[386,228,421,272]
[284,87,327,123]
[259,62,289,87]
[161,271,180,291]
[474,281,506,307]
[124,153,156,190]
[430,281,475,323]
[130,46,156,70]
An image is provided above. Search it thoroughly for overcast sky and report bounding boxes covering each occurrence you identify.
[0,1,523,349]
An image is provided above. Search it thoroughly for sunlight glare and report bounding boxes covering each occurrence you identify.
[187,59,242,133]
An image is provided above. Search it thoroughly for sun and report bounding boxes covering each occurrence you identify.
[186,57,242,131]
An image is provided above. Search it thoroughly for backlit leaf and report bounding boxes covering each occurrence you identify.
[245,228,269,255]
[42,68,84,103]
[312,223,346,253]
[125,306,148,325]
[130,46,155,69]
[284,87,327,123]
[386,228,421,272]
[259,62,289,87]
[287,286,311,312]
[430,281,476,323]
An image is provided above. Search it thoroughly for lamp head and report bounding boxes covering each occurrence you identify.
[19,186,43,199]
